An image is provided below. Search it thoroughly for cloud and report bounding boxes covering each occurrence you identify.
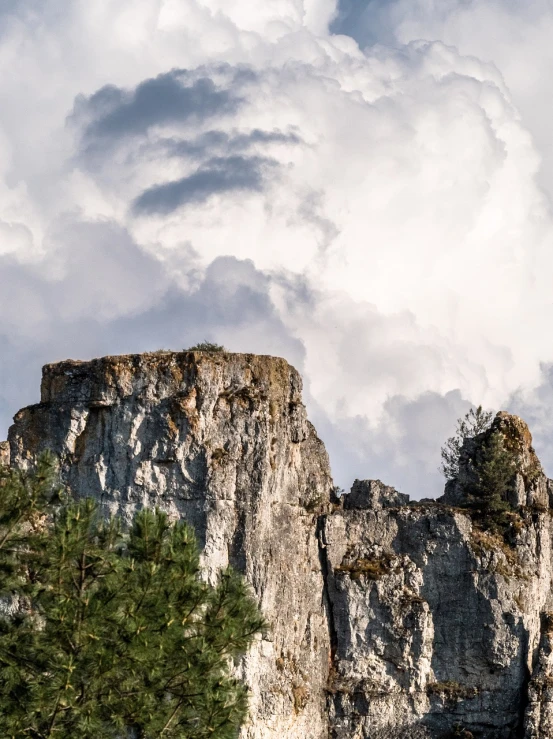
[2,0,553,499]
[73,69,245,156]
[310,387,472,498]
[339,0,553,200]
[0,218,170,330]
[160,128,302,161]
[133,155,276,215]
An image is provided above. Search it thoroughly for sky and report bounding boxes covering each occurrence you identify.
[1,0,553,498]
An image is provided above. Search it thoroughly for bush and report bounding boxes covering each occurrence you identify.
[185,342,226,352]
[335,554,391,581]
[0,456,264,739]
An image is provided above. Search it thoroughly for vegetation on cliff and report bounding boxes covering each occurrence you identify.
[184,342,226,352]
[0,455,263,739]
[440,407,522,539]
[440,405,494,482]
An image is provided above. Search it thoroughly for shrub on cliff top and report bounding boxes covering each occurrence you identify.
[0,456,264,739]
[185,342,226,352]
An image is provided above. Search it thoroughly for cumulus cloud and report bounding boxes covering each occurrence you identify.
[160,128,302,161]
[1,0,553,497]
[337,0,553,200]
[133,155,275,214]
[74,69,247,153]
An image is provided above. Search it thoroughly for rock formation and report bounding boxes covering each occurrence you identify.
[7,352,333,739]
[5,351,553,738]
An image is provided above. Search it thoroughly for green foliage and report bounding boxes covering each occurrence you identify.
[440,405,493,481]
[185,342,226,353]
[468,430,516,513]
[0,452,62,595]
[0,458,264,739]
[440,409,523,540]
[465,429,519,538]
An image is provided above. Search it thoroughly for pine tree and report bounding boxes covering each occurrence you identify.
[0,452,61,594]
[467,429,516,520]
[440,405,494,481]
[0,457,264,739]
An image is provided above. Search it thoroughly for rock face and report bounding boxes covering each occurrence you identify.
[324,496,552,738]
[6,352,553,738]
[322,412,553,738]
[7,352,333,739]
[525,615,553,738]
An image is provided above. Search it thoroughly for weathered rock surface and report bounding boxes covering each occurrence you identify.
[525,614,553,738]
[6,353,553,738]
[321,412,553,738]
[7,352,333,739]
[324,497,552,737]
[343,479,410,510]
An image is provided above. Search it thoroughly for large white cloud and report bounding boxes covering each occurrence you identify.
[0,0,552,498]
[338,0,553,199]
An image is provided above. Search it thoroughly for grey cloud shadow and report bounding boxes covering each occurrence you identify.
[160,128,302,161]
[73,69,244,148]
[132,155,275,215]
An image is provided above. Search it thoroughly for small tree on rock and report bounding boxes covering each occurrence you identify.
[440,406,494,481]
[440,409,523,539]
[468,430,516,514]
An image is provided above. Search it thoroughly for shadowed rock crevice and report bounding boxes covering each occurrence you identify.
[316,513,339,685]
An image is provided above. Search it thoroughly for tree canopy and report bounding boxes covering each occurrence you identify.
[0,455,264,739]
[440,405,493,481]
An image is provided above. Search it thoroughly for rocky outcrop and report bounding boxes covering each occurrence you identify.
[525,614,553,738]
[324,495,552,737]
[5,352,553,738]
[343,479,410,510]
[442,411,551,510]
[321,412,553,738]
[7,352,333,739]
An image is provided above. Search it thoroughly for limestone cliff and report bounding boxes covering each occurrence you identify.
[5,351,553,738]
[8,352,333,739]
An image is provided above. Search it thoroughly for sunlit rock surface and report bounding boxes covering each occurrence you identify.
[8,352,333,739]
[6,352,553,738]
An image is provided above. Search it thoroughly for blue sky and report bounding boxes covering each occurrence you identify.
[1,0,553,497]
[330,0,379,42]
